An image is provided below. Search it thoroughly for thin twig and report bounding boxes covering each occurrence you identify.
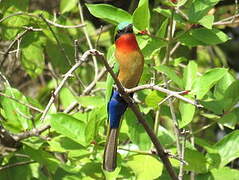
[78,2,98,81]
[40,50,94,122]
[95,25,103,49]
[126,85,202,107]
[82,67,108,95]
[0,29,29,67]
[0,92,43,113]
[13,124,51,141]
[178,130,187,180]
[44,18,85,28]
[213,13,239,25]
[0,12,24,23]
[162,8,183,179]
[39,14,72,66]
[0,160,36,171]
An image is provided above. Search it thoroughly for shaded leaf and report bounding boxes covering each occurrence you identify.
[188,0,220,22]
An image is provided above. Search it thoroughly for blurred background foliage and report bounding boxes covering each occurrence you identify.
[0,0,239,179]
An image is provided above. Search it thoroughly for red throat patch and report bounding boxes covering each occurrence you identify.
[115,33,140,53]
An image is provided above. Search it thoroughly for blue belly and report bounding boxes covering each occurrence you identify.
[108,91,128,128]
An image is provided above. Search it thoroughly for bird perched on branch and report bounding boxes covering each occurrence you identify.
[103,22,144,171]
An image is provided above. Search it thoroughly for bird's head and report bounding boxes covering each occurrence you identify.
[114,22,133,41]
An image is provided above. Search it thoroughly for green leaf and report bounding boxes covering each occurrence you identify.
[155,65,183,88]
[188,0,220,22]
[156,18,168,38]
[106,62,119,107]
[45,40,71,73]
[210,167,239,180]
[59,88,77,109]
[0,87,32,132]
[219,108,239,129]
[23,145,60,172]
[214,72,235,100]
[223,80,239,111]
[198,15,214,29]
[0,156,32,180]
[127,155,163,180]
[60,0,77,14]
[145,90,165,109]
[157,125,175,147]
[183,61,198,90]
[1,0,30,40]
[48,136,89,158]
[179,95,195,128]
[191,28,230,45]
[49,113,87,146]
[133,0,150,30]
[103,167,121,180]
[78,96,104,108]
[84,106,106,144]
[21,37,45,78]
[193,68,227,99]
[86,4,132,25]
[214,130,239,167]
[179,28,230,47]
[184,148,208,173]
[141,37,167,58]
[125,110,151,150]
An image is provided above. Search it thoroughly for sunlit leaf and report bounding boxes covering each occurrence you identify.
[49,113,87,146]
[86,4,131,25]
[127,155,163,180]
[133,0,150,30]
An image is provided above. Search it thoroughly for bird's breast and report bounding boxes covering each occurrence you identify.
[115,50,144,88]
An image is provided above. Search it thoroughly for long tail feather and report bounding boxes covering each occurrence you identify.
[103,128,119,171]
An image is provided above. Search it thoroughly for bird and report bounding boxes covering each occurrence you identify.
[103,22,144,172]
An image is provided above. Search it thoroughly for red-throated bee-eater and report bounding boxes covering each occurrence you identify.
[103,22,144,171]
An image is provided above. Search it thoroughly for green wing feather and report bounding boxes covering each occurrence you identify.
[105,45,119,108]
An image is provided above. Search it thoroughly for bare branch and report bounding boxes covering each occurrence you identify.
[13,124,51,141]
[40,50,94,122]
[125,84,202,108]
[44,18,85,29]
